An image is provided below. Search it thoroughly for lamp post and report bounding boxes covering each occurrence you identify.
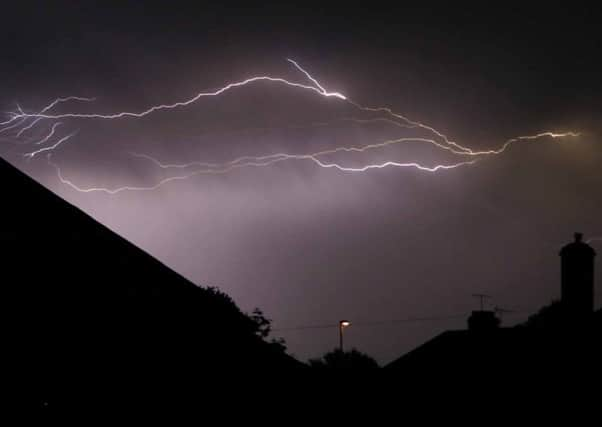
[339,320,351,352]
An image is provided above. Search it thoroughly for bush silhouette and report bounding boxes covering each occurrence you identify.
[309,348,379,369]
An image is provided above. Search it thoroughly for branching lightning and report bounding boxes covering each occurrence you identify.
[1,76,344,122]
[0,116,28,134]
[33,122,62,145]
[13,96,94,137]
[49,153,477,195]
[25,131,77,159]
[1,59,581,194]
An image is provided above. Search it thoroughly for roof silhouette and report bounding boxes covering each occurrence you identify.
[385,308,601,374]
[2,157,303,406]
[386,231,600,375]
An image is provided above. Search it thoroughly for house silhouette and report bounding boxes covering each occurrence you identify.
[1,157,303,407]
[386,233,600,374]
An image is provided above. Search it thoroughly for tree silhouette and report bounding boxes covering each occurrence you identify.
[309,348,379,369]
[249,307,287,353]
[204,287,287,353]
[250,308,272,338]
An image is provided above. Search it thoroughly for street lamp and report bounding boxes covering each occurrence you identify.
[339,320,351,352]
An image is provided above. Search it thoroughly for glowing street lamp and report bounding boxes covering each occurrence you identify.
[339,320,351,352]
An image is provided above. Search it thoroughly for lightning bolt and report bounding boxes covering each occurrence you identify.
[130,136,462,170]
[0,108,28,134]
[15,97,94,138]
[131,131,579,173]
[25,131,77,159]
[48,153,477,195]
[1,76,344,123]
[2,59,581,194]
[33,122,63,145]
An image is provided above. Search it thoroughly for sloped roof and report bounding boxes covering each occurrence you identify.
[385,328,527,372]
[386,315,601,374]
[1,157,303,383]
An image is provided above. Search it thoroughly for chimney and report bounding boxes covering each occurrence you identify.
[467,310,500,332]
[559,232,596,316]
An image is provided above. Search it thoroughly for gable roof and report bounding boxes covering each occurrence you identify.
[1,157,303,382]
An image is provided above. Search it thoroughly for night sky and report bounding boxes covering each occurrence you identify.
[2,2,601,364]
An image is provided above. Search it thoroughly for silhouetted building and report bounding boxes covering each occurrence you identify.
[467,310,500,332]
[560,232,596,316]
[1,157,303,408]
[386,232,601,375]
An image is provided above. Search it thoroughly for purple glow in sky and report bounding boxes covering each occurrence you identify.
[1,3,601,364]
